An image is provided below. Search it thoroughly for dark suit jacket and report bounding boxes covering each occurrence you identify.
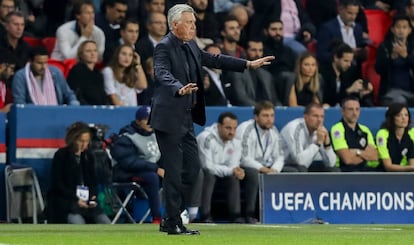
[150,32,246,132]
[317,17,365,65]
[136,35,155,66]
[203,68,228,106]
[223,68,280,106]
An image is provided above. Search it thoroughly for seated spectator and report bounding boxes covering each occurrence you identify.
[51,0,105,61]
[110,106,164,223]
[194,112,250,223]
[202,44,231,106]
[376,103,414,172]
[375,15,414,106]
[224,39,280,106]
[67,40,109,105]
[320,42,374,107]
[0,48,16,112]
[0,0,15,35]
[137,57,155,105]
[16,0,46,37]
[47,121,111,224]
[0,11,30,70]
[236,101,287,223]
[137,0,165,38]
[281,103,337,172]
[330,97,379,171]
[220,15,246,59]
[287,53,323,107]
[102,44,147,106]
[188,0,219,45]
[12,46,80,105]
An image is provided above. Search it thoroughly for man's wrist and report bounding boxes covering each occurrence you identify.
[246,61,251,69]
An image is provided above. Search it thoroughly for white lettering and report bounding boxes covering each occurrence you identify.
[353,192,365,210]
[381,192,393,211]
[304,193,315,211]
[366,192,376,211]
[341,192,352,210]
[319,192,329,211]
[406,192,414,210]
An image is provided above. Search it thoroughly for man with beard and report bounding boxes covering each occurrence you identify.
[236,101,286,223]
[0,48,15,112]
[12,47,79,105]
[220,15,246,58]
[223,39,281,106]
[320,42,373,107]
[188,0,219,44]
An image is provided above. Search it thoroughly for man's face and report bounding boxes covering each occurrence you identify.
[304,107,324,132]
[147,13,167,38]
[190,0,208,13]
[266,22,284,42]
[255,108,275,130]
[173,12,196,42]
[217,117,238,142]
[391,20,412,40]
[339,4,359,26]
[0,0,14,21]
[406,0,414,19]
[77,4,95,26]
[247,41,263,60]
[146,0,165,13]
[341,100,361,125]
[121,23,139,45]
[6,15,24,39]
[221,20,240,43]
[106,2,127,24]
[30,55,48,77]
[0,62,14,80]
[334,52,354,73]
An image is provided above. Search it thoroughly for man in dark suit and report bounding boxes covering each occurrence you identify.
[150,4,274,235]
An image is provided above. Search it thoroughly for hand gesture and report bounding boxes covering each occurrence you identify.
[247,56,275,69]
[233,167,245,180]
[316,127,327,145]
[81,23,93,38]
[178,83,198,96]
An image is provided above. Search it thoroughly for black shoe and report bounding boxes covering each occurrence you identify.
[159,219,168,233]
[167,224,200,235]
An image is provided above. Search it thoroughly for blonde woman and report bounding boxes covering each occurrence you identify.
[102,44,147,106]
[288,53,322,107]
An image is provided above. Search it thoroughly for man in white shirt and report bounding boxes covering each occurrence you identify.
[280,102,337,171]
[194,112,249,223]
[51,0,105,61]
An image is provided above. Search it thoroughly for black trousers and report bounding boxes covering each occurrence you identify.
[155,125,201,225]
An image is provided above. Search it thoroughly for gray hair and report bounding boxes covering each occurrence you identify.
[167,4,194,30]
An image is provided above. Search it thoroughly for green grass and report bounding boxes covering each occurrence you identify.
[0,224,413,245]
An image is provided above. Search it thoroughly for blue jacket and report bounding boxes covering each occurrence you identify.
[12,65,80,105]
[111,122,160,181]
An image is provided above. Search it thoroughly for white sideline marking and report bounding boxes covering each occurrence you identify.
[338,227,402,231]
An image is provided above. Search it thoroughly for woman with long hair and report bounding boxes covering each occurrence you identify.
[67,40,109,105]
[288,53,322,106]
[102,44,147,106]
[376,103,414,171]
[48,122,111,224]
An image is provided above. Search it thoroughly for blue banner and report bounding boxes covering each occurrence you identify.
[260,173,414,224]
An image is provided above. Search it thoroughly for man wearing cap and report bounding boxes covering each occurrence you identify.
[110,106,164,223]
[0,47,16,112]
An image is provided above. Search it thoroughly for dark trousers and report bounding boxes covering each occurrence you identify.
[155,127,201,225]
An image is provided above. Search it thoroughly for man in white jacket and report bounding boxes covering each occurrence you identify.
[280,103,337,171]
[195,112,253,223]
[236,100,286,223]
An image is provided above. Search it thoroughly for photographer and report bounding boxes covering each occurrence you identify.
[47,121,111,224]
[110,106,164,224]
[102,44,147,106]
[320,42,374,107]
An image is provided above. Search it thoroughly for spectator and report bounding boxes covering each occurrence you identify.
[330,97,379,171]
[47,121,111,224]
[375,15,414,106]
[0,0,15,34]
[224,39,280,106]
[250,0,315,56]
[110,106,164,223]
[220,15,246,58]
[188,0,219,45]
[281,103,337,171]
[0,11,30,70]
[195,112,252,223]
[103,19,140,65]
[228,4,250,48]
[16,0,46,37]
[136,12,167,70]
[320,42,373,107]
[202,44,231,106]
[138,57,155,105]
[317,0,367,75]
[0,48,16,112]
[102,44,147,106]
[236,101,286,222]
[376,103,414,172]
[12,46,80,105]
[96,0,128,54]
[67,40,109,105]
[51,0,105,61]
[405,0,414,27]
[287,53,323,107]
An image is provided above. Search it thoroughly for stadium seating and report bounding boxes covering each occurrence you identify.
[23,36,43,48]
[47,59,66,77]
[364,9,392,48]
[362,61,381,105]
[42,37,56,56]
[63,58,77,77]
